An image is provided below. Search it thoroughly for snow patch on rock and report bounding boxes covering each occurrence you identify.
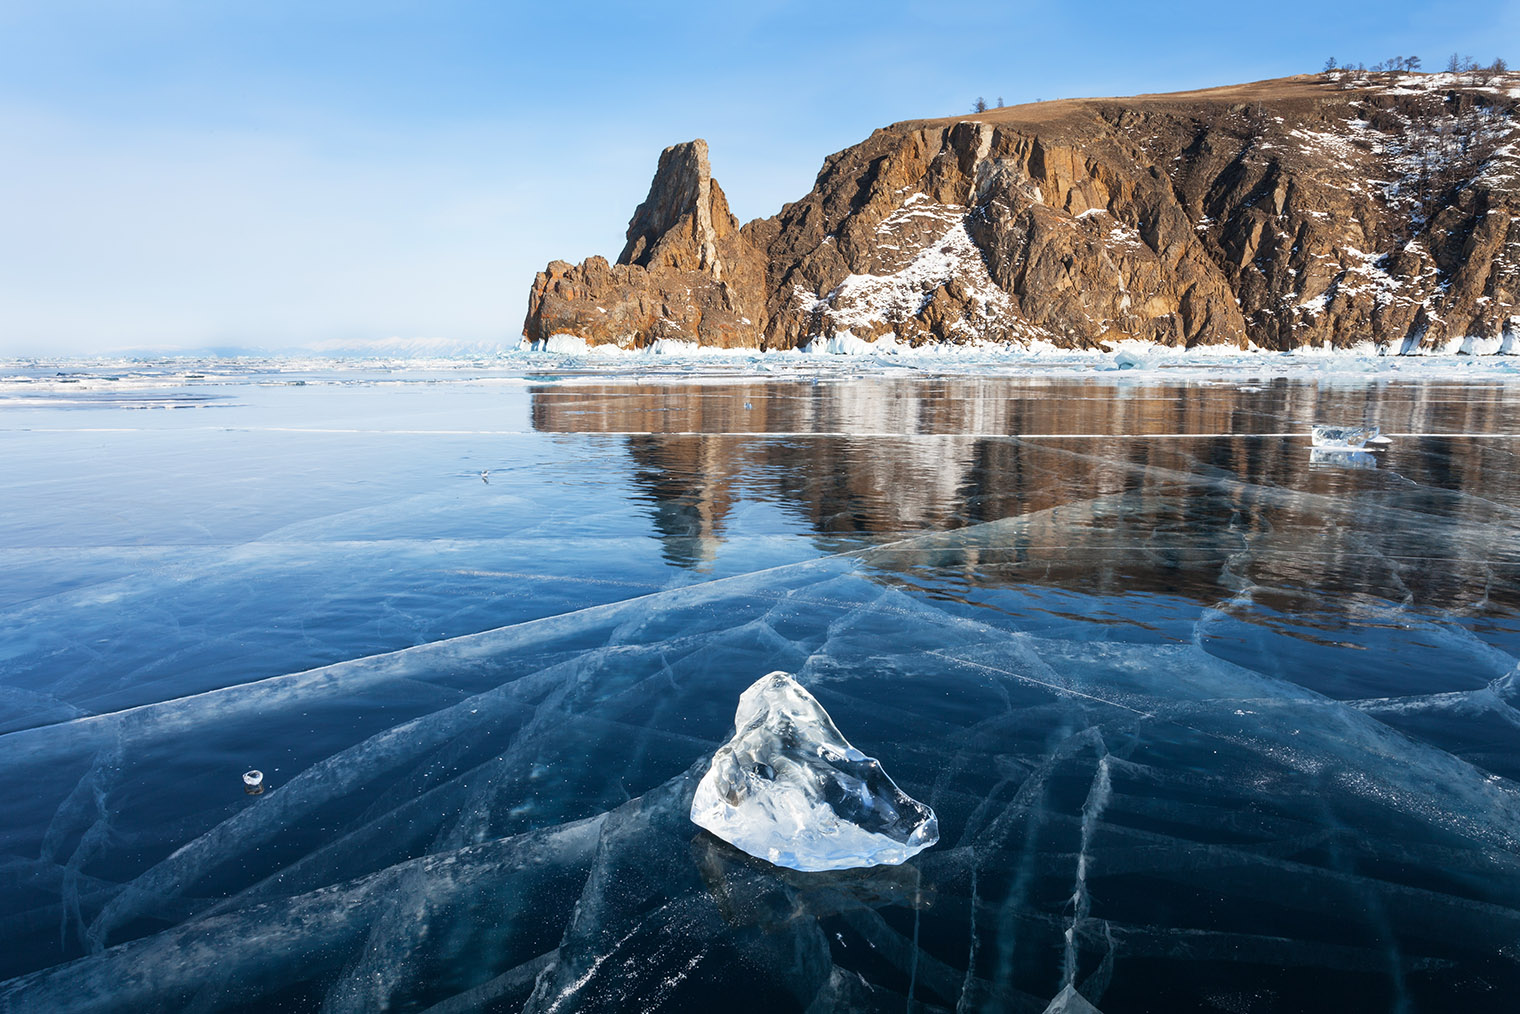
[800,199,1041,350]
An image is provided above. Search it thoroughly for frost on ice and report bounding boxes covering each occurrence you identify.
[690,671,938,872]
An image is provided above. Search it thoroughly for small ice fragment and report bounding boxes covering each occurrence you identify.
[1310,423,1380,449]
[690,671,938,872]
[242,770,265,795]
[1367,433,1393,446]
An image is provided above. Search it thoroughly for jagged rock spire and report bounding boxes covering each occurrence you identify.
[618,139,737,280]
[524,139,766,350]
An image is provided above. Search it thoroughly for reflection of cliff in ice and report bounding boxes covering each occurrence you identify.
[533,378,1520,613]
[628,433,738,569]
[3,506,1520,1011]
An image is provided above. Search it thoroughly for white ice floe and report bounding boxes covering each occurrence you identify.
[1111,347,1154,370]
[526,334,637,357]
[801,331,907,356]
[11,330,1520,393]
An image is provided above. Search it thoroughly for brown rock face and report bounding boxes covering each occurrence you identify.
[524,139,766,349]
[620,141,724,274]
[526,74,1520,353]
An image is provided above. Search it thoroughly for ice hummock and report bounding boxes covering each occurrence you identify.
[1310,423,1383,448]
[690,671,938,872]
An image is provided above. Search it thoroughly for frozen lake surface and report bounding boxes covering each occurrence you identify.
[3,356,1520,1012]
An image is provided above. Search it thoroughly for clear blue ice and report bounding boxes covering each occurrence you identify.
[2,358,1520,1011]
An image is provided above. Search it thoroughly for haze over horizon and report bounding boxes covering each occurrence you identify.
[2,0,1516,356]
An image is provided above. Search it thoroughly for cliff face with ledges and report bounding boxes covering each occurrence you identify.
[527,74,1520,353]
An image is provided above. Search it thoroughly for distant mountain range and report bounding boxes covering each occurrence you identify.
[527,72,1520,354]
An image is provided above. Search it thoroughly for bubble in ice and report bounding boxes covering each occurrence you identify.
[690,671,938,872]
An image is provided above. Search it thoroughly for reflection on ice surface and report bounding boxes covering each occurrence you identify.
[1309,446,1378,468]
[3,365,1520,1011]
[691,672,938,871]
[1310,423,1381,448]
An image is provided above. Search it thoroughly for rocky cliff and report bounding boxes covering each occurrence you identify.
[525,72,1520,353]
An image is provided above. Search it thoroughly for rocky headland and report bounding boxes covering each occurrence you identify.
[526,72,1520,354]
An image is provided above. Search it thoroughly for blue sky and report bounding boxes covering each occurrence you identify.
[2,0,1516,354]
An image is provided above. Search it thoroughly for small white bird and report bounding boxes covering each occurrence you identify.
[481,470,490,484]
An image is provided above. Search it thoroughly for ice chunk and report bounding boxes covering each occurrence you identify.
[1111,348,1152,370]
[689,671,938,872]
[1310,423,1381,448]
[1042,984,1106,1014]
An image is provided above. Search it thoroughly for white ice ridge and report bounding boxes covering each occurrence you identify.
[690,672,938,872]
